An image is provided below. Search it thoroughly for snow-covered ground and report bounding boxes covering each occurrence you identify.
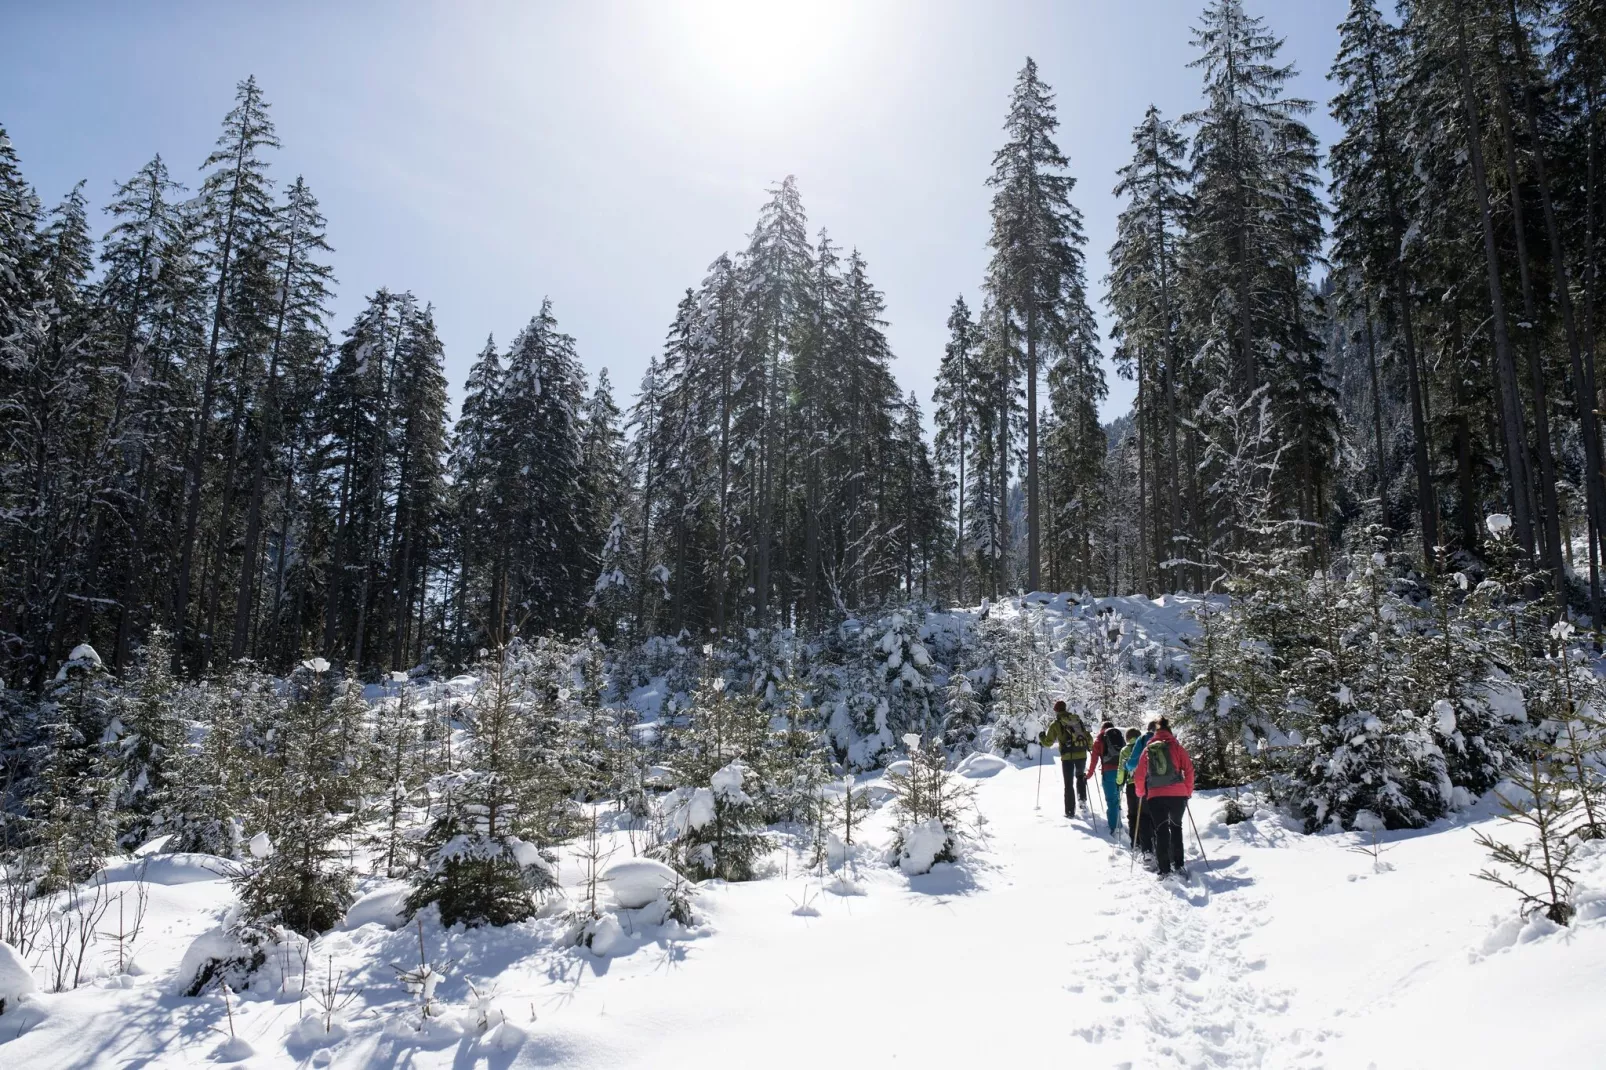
[4,592,1605,1068]
[4,759,1604,1068]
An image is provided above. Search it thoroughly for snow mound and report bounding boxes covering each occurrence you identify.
[579,913,627,956]
[896,819,950,876]
[343,885,409,930]
[956,753,1007,778]
[213,1035,254,1061]
[600,858,682,909]
[101,853,232,885]
[0,940,36,1013]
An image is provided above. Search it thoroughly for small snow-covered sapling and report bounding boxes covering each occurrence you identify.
[390,915,448,1025]
[311,956,361,1034]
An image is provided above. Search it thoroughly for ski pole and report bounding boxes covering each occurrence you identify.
[1185,800,1211,874]
[1034,745,1044,810]
[1130,795,1145,873]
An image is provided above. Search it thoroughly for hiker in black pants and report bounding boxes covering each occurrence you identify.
[1038,700,1092,818]
[1134,717,1196,878]
[1116,727,1142,847]
[1124,719,1159,853]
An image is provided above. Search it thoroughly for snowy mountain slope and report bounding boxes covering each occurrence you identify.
[5,755,1602,1069]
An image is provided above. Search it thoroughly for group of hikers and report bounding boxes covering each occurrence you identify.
[1039,699,1197,879]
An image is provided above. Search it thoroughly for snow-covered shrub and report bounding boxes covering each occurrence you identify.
[0,938,35,1015]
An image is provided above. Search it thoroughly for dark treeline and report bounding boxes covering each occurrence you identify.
[0,78,949,689]
[1098,0,1606,615]
[6,0,1606,692]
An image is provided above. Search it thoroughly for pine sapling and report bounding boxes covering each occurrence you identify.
[1474,756,1580,926]
[390,915,448,1026]
[311,956,361,1034]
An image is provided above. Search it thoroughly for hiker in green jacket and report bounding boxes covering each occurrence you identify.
[1116,727,1142,847]
[1039,700,1092,818]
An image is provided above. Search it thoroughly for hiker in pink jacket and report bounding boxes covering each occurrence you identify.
[1133,717,1195,878]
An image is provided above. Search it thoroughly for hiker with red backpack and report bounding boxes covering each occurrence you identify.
[1085,719,1126,836]
[1134,717,1195,878]
[1038,700,1092,818]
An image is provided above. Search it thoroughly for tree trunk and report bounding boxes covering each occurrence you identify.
[1492,74,1568,613]
[1454,10,1535,554]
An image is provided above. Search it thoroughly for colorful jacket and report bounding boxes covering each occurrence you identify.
[1039,714,1091,762]
[1086,726,1125,778]
[1124,731,1153,776]
[1116,740,1138,786]
[1134,729,1195,799]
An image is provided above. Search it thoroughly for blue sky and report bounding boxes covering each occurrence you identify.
[2,0,1346,425]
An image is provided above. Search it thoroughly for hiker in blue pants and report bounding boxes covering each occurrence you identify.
[1085,719,1126,836]
[1125,718,1159,853]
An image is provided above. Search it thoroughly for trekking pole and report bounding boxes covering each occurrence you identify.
[1091,764,1106,830]
[1034,745,1044,810]
[1185,800,1211,874]
[1129,795,1145,874]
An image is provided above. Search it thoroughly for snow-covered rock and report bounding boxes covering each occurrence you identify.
[601,858,683,909]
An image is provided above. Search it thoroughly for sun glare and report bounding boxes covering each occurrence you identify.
[667,0,865,99]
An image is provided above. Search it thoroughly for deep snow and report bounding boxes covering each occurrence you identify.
[3,594,1604,1068]
[5,762,1604,1067]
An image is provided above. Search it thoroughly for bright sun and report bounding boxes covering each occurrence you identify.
[666,0,865,99]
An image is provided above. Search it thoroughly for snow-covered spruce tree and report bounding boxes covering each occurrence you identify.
[762,690,832,828]
[590,513,634,637]
[366,675,432,878]
[167,663,275,857]
[887,733,976,875]
[871,609,937,739]
[407,643,557,927]
[1269,552,1450,832]
[28,644,119,892]
[655,676,770,882]
[988,605,1052,754]
[1175,545,1305,789]
[105,628,187,848]
[939,659,987,750]
[1397,548,1524,801]
[234,661,355,936]
[558,633,623,807]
